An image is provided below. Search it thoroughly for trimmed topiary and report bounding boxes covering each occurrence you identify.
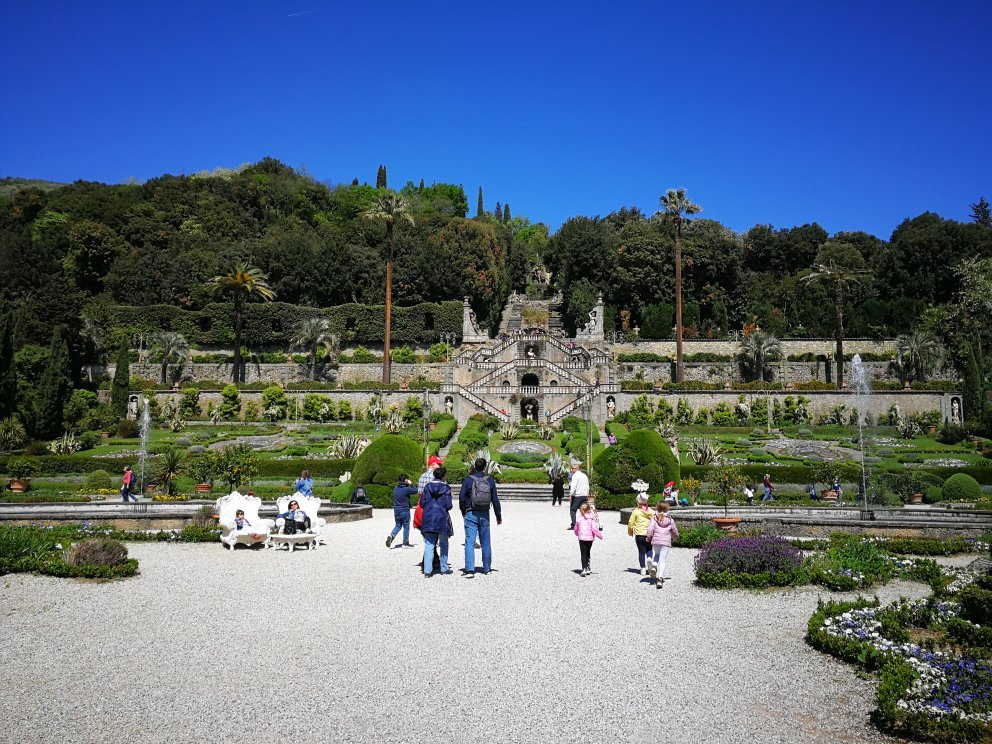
[351,434,424,488]
[593,429,679,495]
[83,469,114,492]
[942,473,982,502]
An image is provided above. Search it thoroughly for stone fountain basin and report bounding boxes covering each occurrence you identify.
[765,437,844,462]
[498,441,553,456]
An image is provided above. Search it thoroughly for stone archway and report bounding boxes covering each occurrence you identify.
[521,373,539,389]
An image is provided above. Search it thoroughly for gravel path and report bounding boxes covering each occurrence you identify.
[0,503,930,744]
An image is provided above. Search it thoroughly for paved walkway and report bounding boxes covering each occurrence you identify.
[0,503,929,743]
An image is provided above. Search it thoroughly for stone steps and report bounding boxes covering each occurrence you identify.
[495,483,553,501]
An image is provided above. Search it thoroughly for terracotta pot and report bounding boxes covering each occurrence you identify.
[429,422,437,431]
[145,484,156,493]
[195,483,211,493]
[100,431,111,438]
[928,425,937,434]
[9,479,29,493]
[712,516,742,533]
[908,492,924,505]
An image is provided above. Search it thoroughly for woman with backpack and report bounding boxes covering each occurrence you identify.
[421,467,453,577]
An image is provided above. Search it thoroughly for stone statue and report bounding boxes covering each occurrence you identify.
[445,397,453,415]
[127,396,139,421]
[951,398,961,426]
[525,402,535,421]
[606,397,616,419]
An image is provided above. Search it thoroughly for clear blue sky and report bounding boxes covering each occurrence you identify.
[2,1,990,239]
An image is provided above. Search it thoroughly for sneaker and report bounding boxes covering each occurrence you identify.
[648,563,657,579]
[402,542,413,548]
[657,578,665,589]
[385,535,394,548]
[464,571,475,578]
[646,557,654,572]
[423,572,433,579]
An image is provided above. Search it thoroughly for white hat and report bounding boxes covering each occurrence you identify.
[636,493,649,504]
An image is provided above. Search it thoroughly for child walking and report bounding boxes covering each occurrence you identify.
[573,502,603,576]
[645,502,680,588]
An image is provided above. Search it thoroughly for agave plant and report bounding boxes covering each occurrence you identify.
[475,448,501,476]
[384,409,404,434]
[689,439,721,466]
[897,419,921,440]
[168,410,186,432]
[366,394,383,424]
[332,436,362,460]
[545,452,567,479]
[49,432,81,455]
[500,422,519,440]
[210,407,222,426]
[537,426,555,441]
[0,416,27,451]
[156,447,185,496]
[656,420,680,462]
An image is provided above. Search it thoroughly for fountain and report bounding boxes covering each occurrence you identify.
[850,355,873,515]
[137,397,151,497]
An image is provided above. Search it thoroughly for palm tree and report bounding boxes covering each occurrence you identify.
[362,194,413,384]
[802,243,867,389]
[291,317,340,382]
[738,330,781,383]
[151,331,189,384]
[896,330,942,383]
[207,263,276,382]
[657,189,702,382]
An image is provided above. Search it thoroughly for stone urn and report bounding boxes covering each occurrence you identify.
[908,492,924,505]
[8,478,30,493]
[712,517,742,533]
[195,483,211,494]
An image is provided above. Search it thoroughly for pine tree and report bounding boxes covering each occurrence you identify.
[477,187,484,218]
[970,196,992,227]
[376,165,387,190]
[0,305,15,419]
[419,178,425,189]
[503,203,511,223]
[494,201,502,222]
[33,327,72,437]
[111,343,131,418]
[351,178,359,186]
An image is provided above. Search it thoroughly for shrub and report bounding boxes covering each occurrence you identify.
[694,535,803,588]
[959,581,992,627]
[63,538,129,567]
[83,469,114,492]
[937,422,969,445]
[261,385,288,420]
[676,523,724,549]
[219,384,241,420]
[115,418,140,438]
[352,434,423,487]
[593,429,679,495]
[943,473,982,502]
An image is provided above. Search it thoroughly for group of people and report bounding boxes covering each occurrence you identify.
[387,455,503,578]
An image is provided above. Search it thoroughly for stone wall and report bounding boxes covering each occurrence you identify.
[618,360,900,385]
[114,362,444,387]
[614,338,898,357]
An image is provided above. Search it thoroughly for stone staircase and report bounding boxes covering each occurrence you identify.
[495,483,553,501]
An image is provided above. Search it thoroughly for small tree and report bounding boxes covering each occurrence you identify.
[291,318,339,382]
[714,467,747,518]
[376,164,387,189]
[219,444,259,491]
[0,306,16,419]
[970,196,992,227]
[151,331,189,385]
[219,384,241,420]
[33,328,74,438]
[110,343,131,419]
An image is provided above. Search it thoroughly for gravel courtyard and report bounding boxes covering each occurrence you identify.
[1,503,928,744]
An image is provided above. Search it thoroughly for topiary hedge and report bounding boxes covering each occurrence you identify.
[943,472,983,502]
[593,429,679,495]
[352,435,424,488]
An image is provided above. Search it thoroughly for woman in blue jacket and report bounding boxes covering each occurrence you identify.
[421,467,453,576]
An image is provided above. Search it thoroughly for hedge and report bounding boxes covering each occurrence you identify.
[593,429,679,495]
[943,472,983,501]
[101,300,463,348]
[352,435,423,487]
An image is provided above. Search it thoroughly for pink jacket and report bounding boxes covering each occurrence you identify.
[645,514,679,547]
[574,513,603,541]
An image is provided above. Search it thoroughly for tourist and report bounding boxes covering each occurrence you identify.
[573,502,603,576]
[418,456,443,500]
[387,474,417,548]
[663,481,678,507]
[762,474,775,502]
[421,467,453,577]
[627,494,655,575]
[744,484,755,505]
[645,502,680,588]
[121,466,138,503]
[234,509,250,530]
[833,478,843,503]
[808,483,818,501]
[567,459,589,530]
[458,457,502,577]
[551,472,565,507]
[350,482,369,504]
[607,433,617,446]
[275,499,311,534]
[295,469,314,497]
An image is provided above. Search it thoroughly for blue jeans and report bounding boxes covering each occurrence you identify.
[763,487,773,502]
[390,511,410,543]
[463,510,491,573]
[423,531,449,574]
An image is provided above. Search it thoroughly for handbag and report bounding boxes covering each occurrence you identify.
[413,495,424,529]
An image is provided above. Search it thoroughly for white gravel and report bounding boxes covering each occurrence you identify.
[0,502,929,744]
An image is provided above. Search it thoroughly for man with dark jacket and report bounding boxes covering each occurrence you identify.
[387,474,417,548]
[458,458,502,576]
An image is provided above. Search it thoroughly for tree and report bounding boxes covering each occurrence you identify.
[151,331,189,384]
[503,203,511,223]
[361,194,413,383]
[110,343,131,419]
[207,263,276,382]
[895,330,942,383]
[476,187,484,218]
[802,242,867,389]
[657,189,701,382]
[376,165,387,190]
[971,196,991,227]
[963,341,987,424]
[0,305,16,419]
[494,201,502,222]
[291,317,340,382]
[738,330,781,383]
[33,328,73,437]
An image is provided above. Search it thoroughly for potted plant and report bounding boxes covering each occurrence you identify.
[7,457,38,492]
[712,466,746,532]
[187,453,218,494]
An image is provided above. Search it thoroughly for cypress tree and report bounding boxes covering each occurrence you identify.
[419,178,425,189]
[351,178,359,186]
[503,203,511,223]
[494,201,502,222]
[963,341,987,423]
[33,327,72,437]
[477,187,484,218]
[970,196,992,227]
[376,165,387,189]
[111,343,131,419]
[0,305,15,419]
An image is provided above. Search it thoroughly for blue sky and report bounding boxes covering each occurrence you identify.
[2,1,990,239]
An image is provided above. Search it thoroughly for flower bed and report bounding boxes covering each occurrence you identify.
[694,535,803,588]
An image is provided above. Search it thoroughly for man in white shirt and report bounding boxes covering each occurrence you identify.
[567,459,590,530]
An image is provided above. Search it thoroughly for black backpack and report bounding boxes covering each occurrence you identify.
[469,474,492,511]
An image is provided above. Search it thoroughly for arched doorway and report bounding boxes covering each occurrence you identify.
[521,373,539,390]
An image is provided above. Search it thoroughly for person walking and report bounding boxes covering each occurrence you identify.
[573,502,603,576]
[421,467,453,577]
[645,502,680,588]
[386,474,417,548]
[459,457,502,577]
[295,469,314,497]
[762,473,775,502]
[567,459,589,530]
[416,455,444,565]
[627,493,654,575]
[121,466,138,502]
[551,472,565,507]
